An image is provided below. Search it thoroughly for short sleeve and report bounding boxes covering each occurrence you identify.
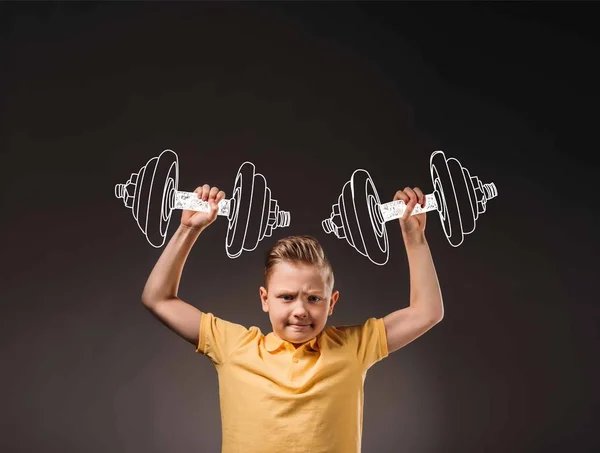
[195,312,251,367]
[339,317,389,371]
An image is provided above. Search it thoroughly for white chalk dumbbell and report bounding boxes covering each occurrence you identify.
[115,150,290,258]
[322,150,498,265]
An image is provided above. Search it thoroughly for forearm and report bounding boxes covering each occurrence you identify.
[404,234,444,321]
[141,224,204,305]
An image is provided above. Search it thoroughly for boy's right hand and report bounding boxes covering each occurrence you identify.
[181,184,226,231]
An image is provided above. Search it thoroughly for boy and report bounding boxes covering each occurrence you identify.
[142,183,444,453]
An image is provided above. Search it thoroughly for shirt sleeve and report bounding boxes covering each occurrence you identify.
[339,317,389,371]
[195,312,251,367]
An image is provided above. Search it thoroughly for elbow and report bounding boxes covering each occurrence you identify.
[432,299,444,324]
[428,308,444,325]
[142,291,177,307]
[141,289,160,307]
[141,296,154,307]
[412,305,444,325]
[141,288,151,306]
[141,283,170,306]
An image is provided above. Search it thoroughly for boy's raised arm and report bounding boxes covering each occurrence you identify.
[383,187,444,354]
[141,185,225,347]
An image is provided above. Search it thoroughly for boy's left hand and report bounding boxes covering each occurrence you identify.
[394,187,427,241]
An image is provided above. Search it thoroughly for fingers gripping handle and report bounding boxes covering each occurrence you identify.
[379,193,438,222]
[171,191,231,217]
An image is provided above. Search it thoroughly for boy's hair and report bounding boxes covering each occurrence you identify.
[264,236,334,291]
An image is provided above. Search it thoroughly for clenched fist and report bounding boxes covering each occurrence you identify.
[181,184,226,231]
[394,186,427,242]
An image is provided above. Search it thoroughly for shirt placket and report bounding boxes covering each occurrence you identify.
[287,344,303,382]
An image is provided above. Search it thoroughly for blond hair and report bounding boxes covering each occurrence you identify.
[264,236,334,291]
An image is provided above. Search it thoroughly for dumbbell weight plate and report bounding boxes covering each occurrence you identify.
[145,150,179,247]
[430,151,463,247]
[340,180,360,251]
[134,157,157,237]
[243,173,268,252]
[131,163,146,226]
[259,187,273,239]
[461,165,480,229]
[226,162,256,258]
[346,169,389,265]
[446,158,476,237]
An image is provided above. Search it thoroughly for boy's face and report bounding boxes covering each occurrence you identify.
[259,261,339,346]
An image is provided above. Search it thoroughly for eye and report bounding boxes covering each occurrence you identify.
[308,296,322,303]
[280,295,294,301]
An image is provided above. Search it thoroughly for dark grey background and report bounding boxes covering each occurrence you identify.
[1,2,598,452]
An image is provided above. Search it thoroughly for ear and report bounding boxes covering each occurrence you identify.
[259,286,269,313]
[328,290,340,316]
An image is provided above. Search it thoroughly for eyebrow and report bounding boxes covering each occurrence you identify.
[275,289,324,294]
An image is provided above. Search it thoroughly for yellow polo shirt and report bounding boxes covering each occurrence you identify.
[195,311,389,453]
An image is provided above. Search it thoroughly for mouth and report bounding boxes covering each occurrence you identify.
[288,323,312,329]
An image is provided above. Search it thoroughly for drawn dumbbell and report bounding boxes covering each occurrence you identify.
[115,149,291,257]
[322,150,498,265]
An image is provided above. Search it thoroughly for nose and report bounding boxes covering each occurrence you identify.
[291,301,308,318]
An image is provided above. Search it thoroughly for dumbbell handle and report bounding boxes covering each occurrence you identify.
[379,193,439,222]
[171,191,231,217]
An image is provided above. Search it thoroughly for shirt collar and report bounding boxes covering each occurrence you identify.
[264,332,321,353]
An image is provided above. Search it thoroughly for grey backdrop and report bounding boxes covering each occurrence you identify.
[1,2,598,452]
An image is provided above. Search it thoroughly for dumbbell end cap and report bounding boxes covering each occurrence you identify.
[278,211,291,228]
[484,183,498,200]
[115,184,124,199]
